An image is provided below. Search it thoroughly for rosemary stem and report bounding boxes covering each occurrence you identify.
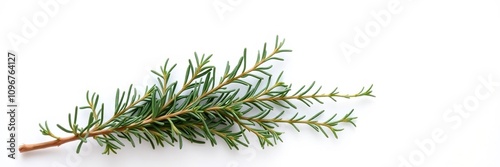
[19,128,112,153]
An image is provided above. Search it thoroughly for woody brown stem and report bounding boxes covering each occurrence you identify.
[19,129,113,153]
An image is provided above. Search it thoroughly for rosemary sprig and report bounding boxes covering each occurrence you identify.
[19,36,374,154]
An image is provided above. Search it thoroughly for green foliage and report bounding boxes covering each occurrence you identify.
[39,36,374,154]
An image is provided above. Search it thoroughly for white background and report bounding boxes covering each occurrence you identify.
[1,0,500,167]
